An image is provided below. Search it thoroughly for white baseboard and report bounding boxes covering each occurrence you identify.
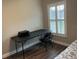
[3,41,40,59]
[53,40,70,46]
[3,50,16,59]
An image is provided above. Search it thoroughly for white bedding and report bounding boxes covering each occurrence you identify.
[54,40,77,59]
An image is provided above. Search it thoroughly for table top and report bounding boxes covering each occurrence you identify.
[11,29,49,42]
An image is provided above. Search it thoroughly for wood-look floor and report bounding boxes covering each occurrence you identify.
[4,43,67,59]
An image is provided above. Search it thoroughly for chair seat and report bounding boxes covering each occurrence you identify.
[40,38,52,43]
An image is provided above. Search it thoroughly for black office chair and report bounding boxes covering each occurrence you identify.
[39,32,54,51]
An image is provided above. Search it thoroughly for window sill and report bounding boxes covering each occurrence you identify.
[52,33,67,38]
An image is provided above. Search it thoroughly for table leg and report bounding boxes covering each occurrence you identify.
[15,41,18,59]
[22,41,25,59]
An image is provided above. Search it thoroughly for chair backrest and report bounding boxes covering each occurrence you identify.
[43,32,53,41]
[39,32,53,43]
[44,32,52,38]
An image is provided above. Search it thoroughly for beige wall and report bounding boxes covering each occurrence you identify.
[42,0,77,44]
[2,0,43,54]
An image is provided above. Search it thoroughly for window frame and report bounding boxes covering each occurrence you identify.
[48,1,67,37]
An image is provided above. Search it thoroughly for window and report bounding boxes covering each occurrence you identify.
[49,1,66,37]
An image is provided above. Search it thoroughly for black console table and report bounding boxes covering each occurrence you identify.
[11,29,49,59]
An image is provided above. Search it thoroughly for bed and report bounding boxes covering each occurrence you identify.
[54,40,77,59]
